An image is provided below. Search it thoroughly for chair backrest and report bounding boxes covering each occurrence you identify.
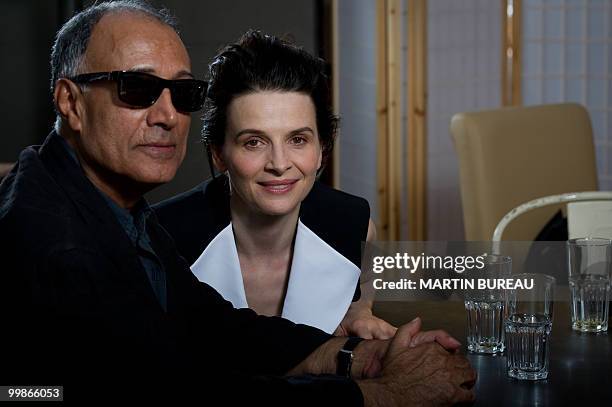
[567,201,612,239]
[451,103,598,241]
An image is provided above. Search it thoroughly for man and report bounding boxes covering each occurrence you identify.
[0,1,475,405]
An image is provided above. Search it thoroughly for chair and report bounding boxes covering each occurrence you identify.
[567,200,612,240]
[491,191,612,253]
[451,103,598,241]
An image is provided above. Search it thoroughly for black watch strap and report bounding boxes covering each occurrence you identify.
[336,337,364,378]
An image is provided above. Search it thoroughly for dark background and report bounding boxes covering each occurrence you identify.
[0,0,323,202]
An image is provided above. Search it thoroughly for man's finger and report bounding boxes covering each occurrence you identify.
[450,354,472,370]
[410,329,461,350]
[452,366,477,389]
[451,385,476,404]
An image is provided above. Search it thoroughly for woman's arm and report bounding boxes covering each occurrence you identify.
[334,219,398,339]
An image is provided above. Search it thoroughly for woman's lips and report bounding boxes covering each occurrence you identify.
[258,179,299,194]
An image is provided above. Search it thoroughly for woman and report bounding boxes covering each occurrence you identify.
[155,30,396,339]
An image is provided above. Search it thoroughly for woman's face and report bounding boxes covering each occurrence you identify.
[214,90,322,217]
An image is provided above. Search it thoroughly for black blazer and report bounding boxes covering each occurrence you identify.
[154,176,370,304]
[0,132,363,405]
[154,175,370,268]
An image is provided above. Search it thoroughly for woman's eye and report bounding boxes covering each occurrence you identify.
[290,136,307,145]
[245,139,263,148]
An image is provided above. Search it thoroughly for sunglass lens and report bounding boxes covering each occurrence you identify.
[171,80,206,112]
[118,73,160,107]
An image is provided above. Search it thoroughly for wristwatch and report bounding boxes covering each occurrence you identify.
[336,337,364,378]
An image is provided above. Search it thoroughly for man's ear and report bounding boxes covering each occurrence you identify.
[54,79,84,132]
[211,145,227,172]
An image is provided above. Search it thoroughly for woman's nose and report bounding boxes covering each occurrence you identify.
[265,144,292,174]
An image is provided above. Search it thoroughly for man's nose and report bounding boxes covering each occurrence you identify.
[146,88,179,129]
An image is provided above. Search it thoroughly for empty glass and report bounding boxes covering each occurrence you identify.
[465,254,511,354]
[567,238,612,333]
[504,273,555,380]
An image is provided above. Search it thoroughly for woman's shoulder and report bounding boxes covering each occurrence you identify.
[302,181,370,222]
[154,177,228,227]
[300,181,371,268]
[154,180,207,215]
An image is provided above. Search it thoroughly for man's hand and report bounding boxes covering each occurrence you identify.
[288,316,464,380]
[358,342,476,407]
[289,318,476,406]
[357,322,476,407]
[350,317,462,379]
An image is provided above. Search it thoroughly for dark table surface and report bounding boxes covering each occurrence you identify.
[373,301,611,406]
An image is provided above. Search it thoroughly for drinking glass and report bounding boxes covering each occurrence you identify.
[567,238,612,333]
[465,254,511,354]
[504,273,555,380]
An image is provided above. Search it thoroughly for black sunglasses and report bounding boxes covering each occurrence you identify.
[69,71,207,112]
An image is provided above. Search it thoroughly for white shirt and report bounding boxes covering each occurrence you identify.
[190,219,361,333]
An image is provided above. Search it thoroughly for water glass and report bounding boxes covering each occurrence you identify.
[465,254,511,354]
[504,273,555,380]
[567,238,612,333]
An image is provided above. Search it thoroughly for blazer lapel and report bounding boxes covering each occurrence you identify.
[281,220,361,333]
[189,223,248,309]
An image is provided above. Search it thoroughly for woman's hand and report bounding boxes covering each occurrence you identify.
[334,218,398,339]
[335,306,398,339]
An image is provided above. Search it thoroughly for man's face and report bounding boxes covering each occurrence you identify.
[69,13,192,202]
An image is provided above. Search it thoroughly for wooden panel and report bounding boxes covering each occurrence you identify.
[407,0,427,240]
[315,0,339,188]
[376,0,390,239]
[376,0,402,240]
[386,0,401,240]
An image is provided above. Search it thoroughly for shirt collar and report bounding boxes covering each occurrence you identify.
[100,193,153,247]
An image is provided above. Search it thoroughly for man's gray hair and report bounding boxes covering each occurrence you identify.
[50,0,180,131]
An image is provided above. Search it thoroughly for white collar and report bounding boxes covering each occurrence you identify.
[190,219,361,333]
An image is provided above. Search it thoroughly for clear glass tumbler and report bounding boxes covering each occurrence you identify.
[465,254,511,354]
[567,238,612,333]
[505,273,555,380]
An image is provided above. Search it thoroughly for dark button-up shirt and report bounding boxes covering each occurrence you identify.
[101,195,167,311]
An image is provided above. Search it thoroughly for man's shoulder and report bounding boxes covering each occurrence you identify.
[0,145,80,251]
[2,144,67,206]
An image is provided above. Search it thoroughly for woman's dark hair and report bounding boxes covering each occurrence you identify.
[202,30,338,171]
